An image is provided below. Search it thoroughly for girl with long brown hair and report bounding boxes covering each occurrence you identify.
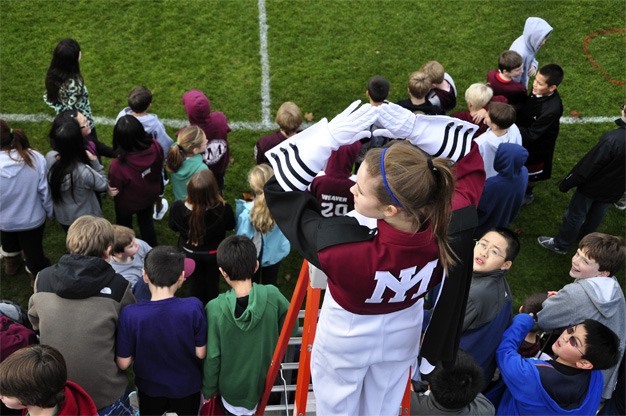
[169,170,234,305]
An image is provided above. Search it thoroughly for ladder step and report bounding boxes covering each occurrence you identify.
[288,337,302,345]
[271,383,312,393]
[281,362,299,370]
[264,403,295,412]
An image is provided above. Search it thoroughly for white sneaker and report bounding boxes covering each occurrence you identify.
[153,198,169,220]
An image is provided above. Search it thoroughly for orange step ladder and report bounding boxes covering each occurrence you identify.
[256,260,412,415]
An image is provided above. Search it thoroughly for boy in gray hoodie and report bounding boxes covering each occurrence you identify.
[509,17,553,87]
[538,232,626,400]
[28,215,135,412]
[116,86,173,158]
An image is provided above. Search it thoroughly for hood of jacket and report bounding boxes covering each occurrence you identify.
[120,140,163,173]
[494,143,528,179]
[580,277,624,320]
[182,89,211,124]
[58,381,98,415]
[0,150,30,179]
[219,283,269,332]
[325,142,361,178]
[119,107,162,133]
[37,254,119,299]
[522,17,553,54]
[615,117,626,129]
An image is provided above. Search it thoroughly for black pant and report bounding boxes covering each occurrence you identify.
[184,249,220,306]
[138,390,200,416]
[253,262,281,286]
[115,205,158,247]
[0,223,50,275]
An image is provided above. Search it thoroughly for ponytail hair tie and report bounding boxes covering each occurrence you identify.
[427,155,437,172]
[380,147,403,208]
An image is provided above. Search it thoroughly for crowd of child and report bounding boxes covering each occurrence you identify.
[1,15,625,416]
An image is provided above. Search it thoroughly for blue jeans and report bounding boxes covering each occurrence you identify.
[97,389,134,416]
[554,190,609,250]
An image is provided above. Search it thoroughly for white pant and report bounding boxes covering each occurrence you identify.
[311,291,422,415]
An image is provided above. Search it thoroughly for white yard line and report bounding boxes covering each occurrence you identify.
[0,113,615,131]
[258,0,272,128]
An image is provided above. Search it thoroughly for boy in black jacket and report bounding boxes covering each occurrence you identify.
[538,102,625,254]
[517,64,564,205]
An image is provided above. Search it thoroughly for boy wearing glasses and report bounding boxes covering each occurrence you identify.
[459,227,519,389]
[538,232,626,400]
[496,315,619,415]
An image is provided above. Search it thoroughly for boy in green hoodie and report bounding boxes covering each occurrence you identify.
[203,235,290,415]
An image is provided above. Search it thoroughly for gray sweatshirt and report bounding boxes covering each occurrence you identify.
[538,276,626,399]
[0,149,53,231]
[509,17,553,87]
[46,151,108,226]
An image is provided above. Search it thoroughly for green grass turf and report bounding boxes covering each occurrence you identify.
[1,0,624,309]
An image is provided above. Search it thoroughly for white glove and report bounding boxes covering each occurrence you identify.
[353,130,372,142]
[327,100,378,146]
[371,129,400,139]
[377,101,417,138]
[378,102,478,161]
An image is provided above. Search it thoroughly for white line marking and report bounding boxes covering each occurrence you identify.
[559,116,616,124]
[258,0,272,128]
[0,113,615,131]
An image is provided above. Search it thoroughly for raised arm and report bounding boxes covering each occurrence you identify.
[264,101,377,268]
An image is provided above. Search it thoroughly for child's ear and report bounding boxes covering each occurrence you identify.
[575,359,593,370]
[142,270,150,284]
[218,267,228,279]
[104,245,112,259]
[254,261,260,274]
[518,305,524,313]
[547,84,557,94]
[500,260,513,270]
[598,270,611,277]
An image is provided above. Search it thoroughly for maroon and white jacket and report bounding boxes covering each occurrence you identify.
[264,112,484,362]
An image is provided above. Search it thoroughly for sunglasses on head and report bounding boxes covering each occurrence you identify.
[566,326,584,355]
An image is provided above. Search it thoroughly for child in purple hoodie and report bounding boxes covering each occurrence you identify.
[181,90,231,191]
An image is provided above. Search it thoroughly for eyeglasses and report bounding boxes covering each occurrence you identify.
[565,326,585,355]
[474,240,506,258]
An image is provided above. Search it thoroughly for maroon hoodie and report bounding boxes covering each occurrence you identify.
[309,142,361,217]
[181,89,231,177]
[109,140,164,212]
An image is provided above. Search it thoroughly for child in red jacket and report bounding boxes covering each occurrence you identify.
[0,344,98,415]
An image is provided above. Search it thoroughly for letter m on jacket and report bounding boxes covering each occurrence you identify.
[365,259,438,304]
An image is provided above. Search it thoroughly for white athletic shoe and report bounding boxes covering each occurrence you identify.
[153,198,169,220]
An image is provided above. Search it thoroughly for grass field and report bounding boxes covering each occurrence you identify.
[1,0,624,309]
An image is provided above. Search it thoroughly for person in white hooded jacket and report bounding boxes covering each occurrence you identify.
[509,17,553,87]
[0,120,53,278]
